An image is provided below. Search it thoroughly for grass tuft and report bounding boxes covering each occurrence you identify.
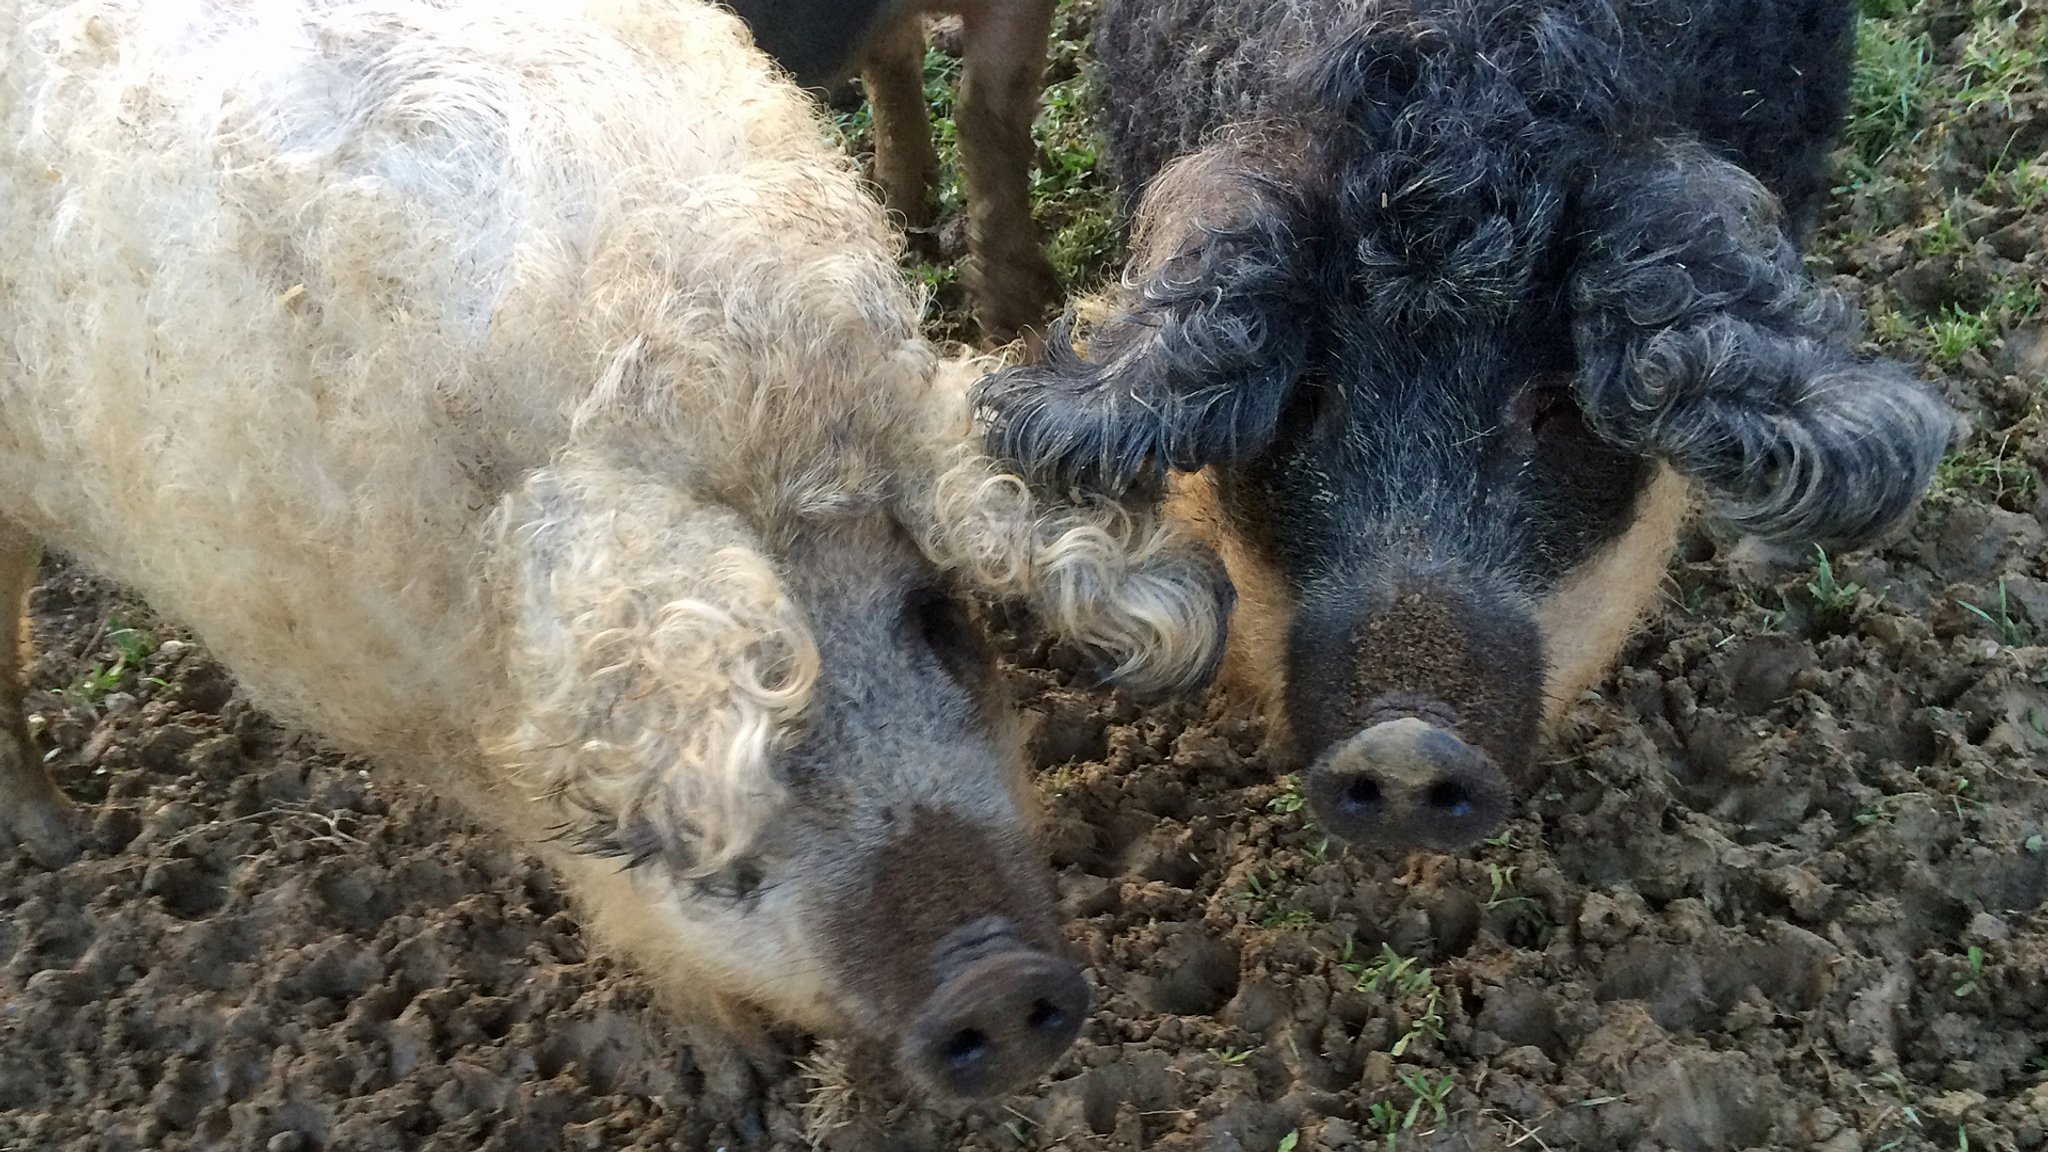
[1845,20,1934,169]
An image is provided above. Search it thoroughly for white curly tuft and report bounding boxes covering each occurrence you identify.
[898,360,1231,698]
[489,457,819,875]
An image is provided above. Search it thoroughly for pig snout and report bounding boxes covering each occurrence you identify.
[1287,574,1542,852]
[901,924,1090,1100]
[1305,716,1513,851]
[834,809,1088,1100]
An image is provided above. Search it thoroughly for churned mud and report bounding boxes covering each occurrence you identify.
[2,0,2044,1149]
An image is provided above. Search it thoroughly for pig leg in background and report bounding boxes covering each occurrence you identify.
[0,516,76,867]
[957,0,1060,344]
[862,14,942,232]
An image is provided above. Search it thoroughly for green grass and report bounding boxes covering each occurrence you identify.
[1344,941,1436,998]
[1032,2,1125,291]
[1935,435,2040,507]
[1267,775,1307,814]
[1921,199,1972,256]
[1871,306,1917,346]
[1854,793,1912,828]
[1340,942,1448,1056]
[1047,210,1121,291]
[1260,904,1319,932]
[1872,1071,1928,1151]
[60,615,163,713]
[1985,157,2048,210]
[1882,281,2043,375]
[1957,579,2032,646]
[1239,866,1318,931]
[1803,545,1870,626]
[1990,281,2044,325]
[1482,862,1543,915]
[1366,1069,1457,1148]
[1844,19,1935,169]
[1952,944,1987,997]
[1396,1069,1455,1127]
[1915,281,2039,368]
[1926,306,1995,366]
[1956,9,2045,111]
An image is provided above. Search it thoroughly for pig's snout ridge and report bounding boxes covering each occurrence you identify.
[1306,716,1511,851]
[903,947,1089,1100]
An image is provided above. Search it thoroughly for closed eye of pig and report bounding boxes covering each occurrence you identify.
[902,582,1003,707]
[977,0,1954,854]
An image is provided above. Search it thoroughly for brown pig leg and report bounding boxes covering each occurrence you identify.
[0,516,77,867]
[956,0,1060,344]
[862,15,941,232]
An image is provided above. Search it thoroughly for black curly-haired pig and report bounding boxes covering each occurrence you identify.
[974,0,1954,853]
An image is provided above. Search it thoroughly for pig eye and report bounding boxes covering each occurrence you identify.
[560,814,665,867]
[562,815,771,903]
[1531,395,1578,441]
[691,858,768,904]
[904,586,992,682]
[1512,377,1583,444]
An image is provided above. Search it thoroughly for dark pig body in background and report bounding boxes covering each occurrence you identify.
[716,0,901,89]
[721,0,1062,344]
[976,0,1954,851]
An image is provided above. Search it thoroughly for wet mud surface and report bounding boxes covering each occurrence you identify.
[3,1,2045,1149]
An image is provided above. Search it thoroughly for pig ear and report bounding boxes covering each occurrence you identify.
[1568,147,1955,548]
[897,365,1233,699]
[906,449,1233,699]
[971,146,1318,494]
[487,453,819,876]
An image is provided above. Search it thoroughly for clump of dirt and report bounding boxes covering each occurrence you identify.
[3,0,2044,1150]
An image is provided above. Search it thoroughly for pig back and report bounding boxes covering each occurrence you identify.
[0,0,923,761]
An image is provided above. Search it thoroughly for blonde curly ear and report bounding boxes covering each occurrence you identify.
[488,452,818,874]
[897,357,1232,698]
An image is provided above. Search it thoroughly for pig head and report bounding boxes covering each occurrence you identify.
[972,21,1952,853]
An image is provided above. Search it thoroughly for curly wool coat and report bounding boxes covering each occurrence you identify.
[972,0,1952,842]
[0,0,1224,1049]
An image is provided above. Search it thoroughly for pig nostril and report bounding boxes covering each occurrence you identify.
[913,953,1088,1097]
[1341,776,1384,813]
[942,1027,993,1072]
[1424,779,1473,818]
[1309,720,1512,851]
[1026,998,1067,1035]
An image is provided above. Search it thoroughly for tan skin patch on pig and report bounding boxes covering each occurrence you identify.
[1170,462,1694,752]
[1535,464,1695,729]
[1164,469,1296,735]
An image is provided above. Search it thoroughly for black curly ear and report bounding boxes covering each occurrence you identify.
[1568,146,1954,548]
[971,145,1318,494]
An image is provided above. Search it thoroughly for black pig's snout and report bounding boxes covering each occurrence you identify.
[903,944,1089,1100]
[1306,716,1512,851]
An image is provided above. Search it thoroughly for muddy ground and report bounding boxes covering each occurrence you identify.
[3,1,2045,1149]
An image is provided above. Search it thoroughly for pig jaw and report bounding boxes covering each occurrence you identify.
[1288,576,1544,851]
[821,806,1087,1101]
